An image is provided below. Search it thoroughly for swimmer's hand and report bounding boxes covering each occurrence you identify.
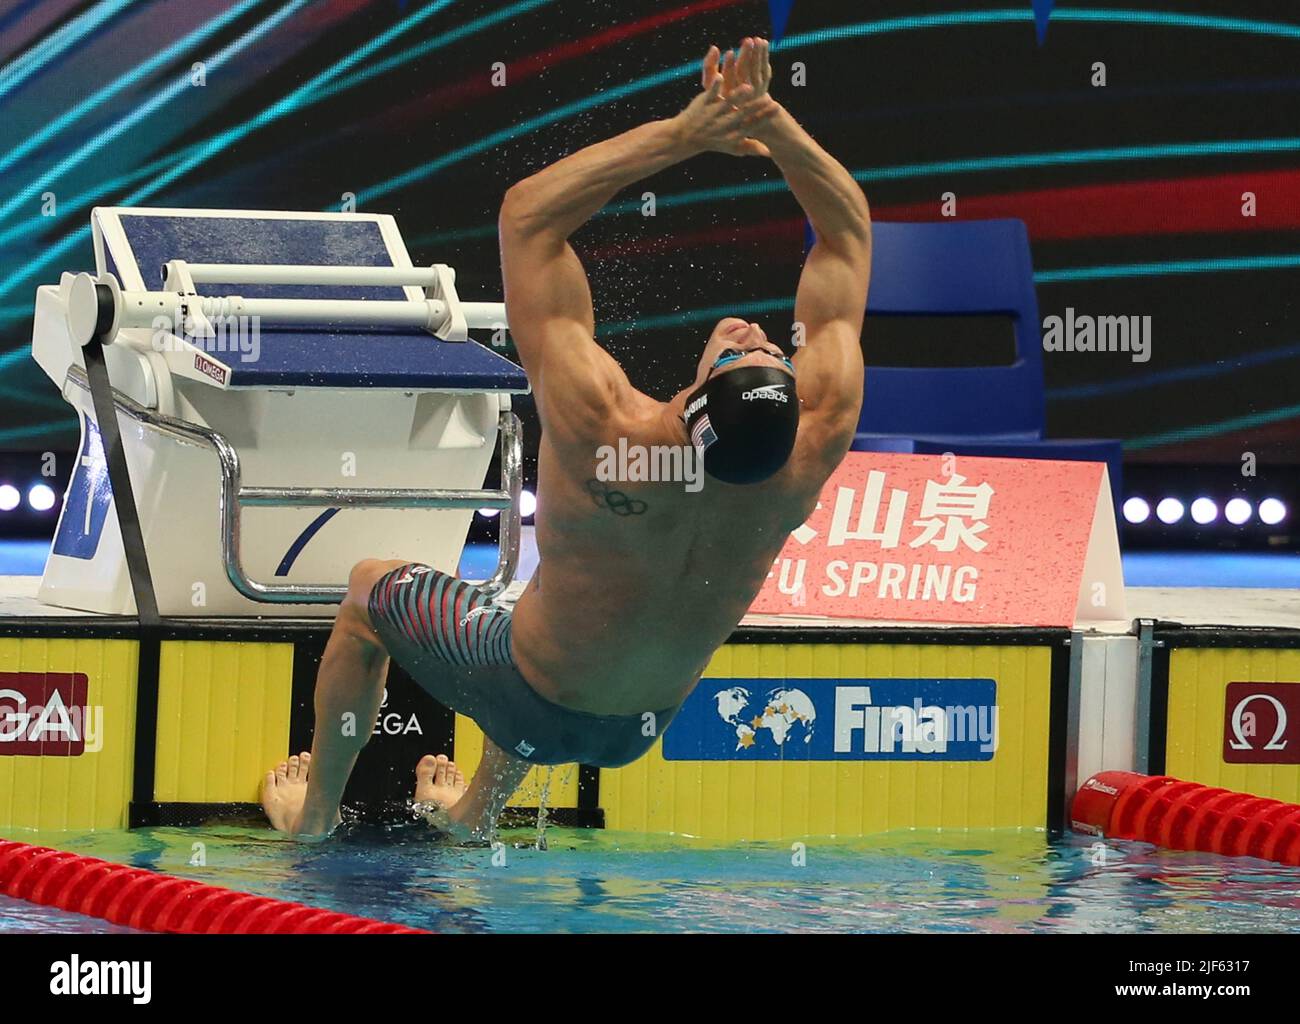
[672,47,769,157]
[717,38,772,103]
[721,37,783,145]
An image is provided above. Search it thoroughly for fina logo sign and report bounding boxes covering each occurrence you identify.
[663,677,997,761]
[1222,681,1299,764]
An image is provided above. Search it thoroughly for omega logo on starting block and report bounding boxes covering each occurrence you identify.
[193,352,229,386]
[0,672,95,756]
[1223,681,1300,764]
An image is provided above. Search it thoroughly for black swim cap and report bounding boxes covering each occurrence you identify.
[683,364,799,484]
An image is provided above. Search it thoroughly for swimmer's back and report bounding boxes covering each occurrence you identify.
[510,401,834,716]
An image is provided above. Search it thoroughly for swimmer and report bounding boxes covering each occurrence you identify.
[262,38,870,841]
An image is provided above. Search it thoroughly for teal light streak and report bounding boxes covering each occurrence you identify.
[0,0,268,179]
[0,1,311,227]
[1126,402,1300,450]
[1036,253,1300,283]
[0,0,136,101]
[0,0,481,298]
[0,420,76,446]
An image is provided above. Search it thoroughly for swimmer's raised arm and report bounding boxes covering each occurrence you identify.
[502,57,761,244]
[731,38,871,454]
[499,53,762,444]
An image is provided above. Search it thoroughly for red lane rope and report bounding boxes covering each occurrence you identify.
[1072,771,1300,865]
[0,840,427,934]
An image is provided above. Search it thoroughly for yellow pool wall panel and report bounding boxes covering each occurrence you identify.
[153,640,295,803]
[0,636,139,831]
[601,642,1053,841]
[1164,646,1300,804]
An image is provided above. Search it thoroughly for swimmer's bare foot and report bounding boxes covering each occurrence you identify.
[262,752,315,833]
[415,741,527,841]
[414,753,467,809]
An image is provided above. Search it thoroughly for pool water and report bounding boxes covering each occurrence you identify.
[5,824,1300,933]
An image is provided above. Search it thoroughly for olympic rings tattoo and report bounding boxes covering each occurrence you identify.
[585,479,648,516]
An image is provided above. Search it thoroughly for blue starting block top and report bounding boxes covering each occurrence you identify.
[94,209,529,392]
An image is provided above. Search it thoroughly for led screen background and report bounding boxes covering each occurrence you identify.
[1,0,1297,469]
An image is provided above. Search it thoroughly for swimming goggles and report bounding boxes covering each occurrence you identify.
[708,347,796,377]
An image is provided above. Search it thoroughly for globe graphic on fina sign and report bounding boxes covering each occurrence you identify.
[714,686,816,751]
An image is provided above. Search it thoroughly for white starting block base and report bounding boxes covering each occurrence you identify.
[39,384,505,617]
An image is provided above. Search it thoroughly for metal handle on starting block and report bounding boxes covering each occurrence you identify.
[64,366,522,603]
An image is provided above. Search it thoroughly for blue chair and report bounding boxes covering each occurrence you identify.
[844,219,1122,508]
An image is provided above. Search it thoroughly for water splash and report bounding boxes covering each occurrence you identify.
[532,766,555,851]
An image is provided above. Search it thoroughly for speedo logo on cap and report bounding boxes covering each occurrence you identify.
[742,384,788,403]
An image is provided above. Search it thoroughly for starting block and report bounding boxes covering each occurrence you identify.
[30,207,529,616]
